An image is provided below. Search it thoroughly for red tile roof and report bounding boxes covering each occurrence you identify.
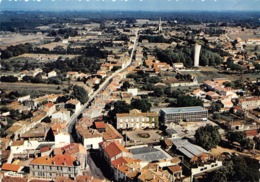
[11,140,24,146]
[30,154,76,167]
[1,163,21,172]
[168,165,182,173]
[44,102,55,108]
[40,146,51,153]
[102,141,129,159]
[94,121,106,129]
[111,157,140,168]
[2,176,27,182]
[245,130,259,136]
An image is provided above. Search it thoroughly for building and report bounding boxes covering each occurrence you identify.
[52,143,88,170]
[116,109,159,129]
[239,97,260,110]
[100,141,132,165]
[30,154,81,180]
[160,106,208,125]
[173,63,184,70]
[194,43,201,67]
[20,123,54,141]
[76,119,103,149]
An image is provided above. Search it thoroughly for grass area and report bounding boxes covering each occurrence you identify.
[0,82,66,96]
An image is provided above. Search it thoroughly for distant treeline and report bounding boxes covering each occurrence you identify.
[1,11,260,32]
[0,44,109,59]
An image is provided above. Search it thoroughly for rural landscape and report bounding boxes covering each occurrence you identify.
[0,0,260,182]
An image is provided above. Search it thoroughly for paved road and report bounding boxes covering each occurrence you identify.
[67,29,139,135]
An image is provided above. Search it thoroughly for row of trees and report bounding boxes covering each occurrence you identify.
[1,43,32,59]
[108,99,151,119]
[45,56,101,74]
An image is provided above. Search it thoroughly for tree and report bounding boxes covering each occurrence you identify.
[226,131,246,143]
[121,81,131,91]
[210,102,222,113]
[176,95,203,107]
[131,99,151,112]
[108,101,132,119]
[195,124,221,150]
[72,85,88,104]
[207,168,228,182]
[1,75,18,82]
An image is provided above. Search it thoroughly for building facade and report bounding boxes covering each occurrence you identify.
[30,154,81,180]
[116,109,159,129]
[160,106,208,125]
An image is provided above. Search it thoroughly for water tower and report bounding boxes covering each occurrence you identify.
[194,43,201,67]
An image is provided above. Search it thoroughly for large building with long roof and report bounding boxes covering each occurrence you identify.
[160,106,208,125]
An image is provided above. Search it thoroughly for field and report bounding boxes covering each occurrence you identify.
[0,33,44,49]
[0,82,67,95]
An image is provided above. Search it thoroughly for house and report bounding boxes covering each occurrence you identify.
[112,157,141,182]
[116,109,159,130]
[227,121,245,131]
[173,63,184,70]
[47,70,57,78]
[33,94,61,107]
[17,95,31,103]
[54,130,71,144]
[102,123,124,144]
[76,119,103,149]
[94,121,106,133]
[53,143,88,170]
[52,109,71,123]
[66,99,81,113]
[5,121,30,141]
[100,141,132,165]
[1,163,23,173]
[206,91,220,101]
[66,71,79,80]
[138,160,182,182]
[30,154,82,180]
[239,97,260,110]
[42,102,56,116]
[20,123,54,142]
[192,89,206,99]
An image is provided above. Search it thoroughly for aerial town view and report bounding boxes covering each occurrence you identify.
[0,0,260,181]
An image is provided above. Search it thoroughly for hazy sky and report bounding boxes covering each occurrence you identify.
[0,0,260,11]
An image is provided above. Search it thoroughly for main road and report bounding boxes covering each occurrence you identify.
[67,29,139,134]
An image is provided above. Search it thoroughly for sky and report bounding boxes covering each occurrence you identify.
[0,0,260,11]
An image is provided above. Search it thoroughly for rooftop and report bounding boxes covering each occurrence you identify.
[1,163,21,172]
[161,106,207,114]
[129,146,172,162]
[103,123,123,141]
[94,121,106,129]
[170,138,208,159]
[102,141,129,159]
[30,154,77,167]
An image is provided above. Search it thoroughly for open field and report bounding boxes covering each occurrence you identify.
[0,33,44,49]
[0,82,67,94]
[15,53,79,62]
